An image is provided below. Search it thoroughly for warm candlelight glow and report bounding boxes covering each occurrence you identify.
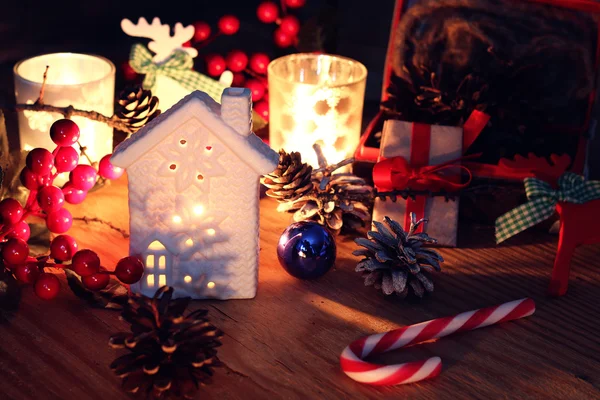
[193,205,204,215]
[184,275,192,283]
[172,215,182,224]
[268,54,367,167]
[206,228,216,236]
[207,281,216,289]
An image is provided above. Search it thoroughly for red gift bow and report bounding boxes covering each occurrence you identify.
[373,154,479,193]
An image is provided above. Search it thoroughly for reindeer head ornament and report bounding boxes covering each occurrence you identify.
[121,17,198,63]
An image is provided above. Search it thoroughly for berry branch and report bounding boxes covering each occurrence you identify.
[13,103,135,135]
[0,118,144,300]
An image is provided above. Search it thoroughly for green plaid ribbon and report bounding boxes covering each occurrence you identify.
[495,172,600,243]
[129,44,227,101]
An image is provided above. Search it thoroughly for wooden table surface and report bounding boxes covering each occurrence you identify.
[0,176,599,400]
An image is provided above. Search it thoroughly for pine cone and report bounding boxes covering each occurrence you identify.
[109,286,222,399]
[261,150,313,204]
[116,86,161,133]
[354,214,444,298]
[288,172,372,233]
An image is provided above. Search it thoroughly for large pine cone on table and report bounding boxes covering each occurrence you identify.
[354,214,444,298]
[108,286,223,399]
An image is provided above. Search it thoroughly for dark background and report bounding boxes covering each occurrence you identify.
[0,0,597,177]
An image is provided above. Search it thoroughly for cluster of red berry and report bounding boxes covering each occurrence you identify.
[2,235,143,300]
[0,119,144,300]
[19,119,123,234]
[207,51,271,121]
[256,0,306,48]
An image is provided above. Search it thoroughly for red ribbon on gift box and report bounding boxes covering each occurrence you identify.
[373,123,476,233]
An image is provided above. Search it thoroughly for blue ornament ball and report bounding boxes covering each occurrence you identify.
[277,221,336,279]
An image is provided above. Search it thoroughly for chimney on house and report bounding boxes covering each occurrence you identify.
[220,87,252,136]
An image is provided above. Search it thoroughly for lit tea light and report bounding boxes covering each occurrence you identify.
[207,281,216,289]
[268,54,367,167]
[172,215,182,224]
[206,228,216,236]
[184,275,192,283]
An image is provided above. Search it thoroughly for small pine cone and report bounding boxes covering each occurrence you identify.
[109,286,223,399]
[354,214,444,298]
[261,150,314,204]
[116,86,161,133]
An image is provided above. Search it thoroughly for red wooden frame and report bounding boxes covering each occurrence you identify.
[355,0,600,180]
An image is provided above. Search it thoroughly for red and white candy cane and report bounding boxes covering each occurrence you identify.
[340,298,535,386]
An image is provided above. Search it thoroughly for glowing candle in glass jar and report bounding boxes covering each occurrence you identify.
[268,54,367,167]
[14,53,115,164]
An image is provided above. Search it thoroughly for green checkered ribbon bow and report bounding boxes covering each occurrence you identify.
[129,44,226,101]
[495,173,600,243]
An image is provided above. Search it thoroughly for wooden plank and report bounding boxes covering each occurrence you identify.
[0,176,598,399]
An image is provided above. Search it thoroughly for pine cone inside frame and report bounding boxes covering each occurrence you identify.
[261,150,313,204]
[108,286,222,399]
[277,145,373,234]
[115,86,160,133]
[354,214,444,298]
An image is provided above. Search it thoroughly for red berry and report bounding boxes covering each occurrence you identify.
[15,263,40,284]
[280,15,300,36]
[62,184,87,205]
[254,100,270,121]
[257,2,279,23]
[98,154,124,180]
[0,198,24,226]
[82,269,110,291]
[46,208,72,233]
[38,174,52,188]
[50,119,80,146]
[2,238,29,265]
[121,61,137,81]
[274,28,295,48]
[20,168,39,190]
[218,15,240,35]
[245,79,266,102]
[71,249,100,277]
[249,53,270,74]
[8,220,30,242]
[26,148,54,176]
[205,54,226,77]
[193,21,211,42]
[226,50,249,73]
[232,72,246,87]
[37,186,65,213]
[285,0,305,7]
[50,235,78,262]
[54,146,79,173]
[115,256,145,284]
[69,164,97,191]
[34,273,60,300]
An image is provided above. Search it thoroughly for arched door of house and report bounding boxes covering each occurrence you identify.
[142,240,171,291]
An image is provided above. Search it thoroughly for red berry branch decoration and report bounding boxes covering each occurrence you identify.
[0,119,144,300]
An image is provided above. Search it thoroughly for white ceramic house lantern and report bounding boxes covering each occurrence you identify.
[110,88,278,299]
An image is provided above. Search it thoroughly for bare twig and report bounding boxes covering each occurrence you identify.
[13,103,134,135]
[35,66,49,105]
[73,216,129,239]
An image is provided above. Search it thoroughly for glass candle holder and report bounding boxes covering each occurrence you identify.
[268,53,367,167]
[14,53,115,162]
